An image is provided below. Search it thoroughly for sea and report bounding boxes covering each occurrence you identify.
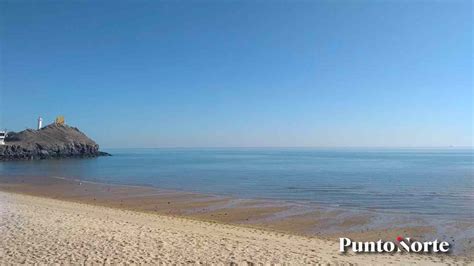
[1,148,473,219]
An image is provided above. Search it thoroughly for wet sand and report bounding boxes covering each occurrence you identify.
[0,175,473,263]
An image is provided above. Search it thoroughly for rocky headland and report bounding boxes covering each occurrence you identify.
[0,124,110,161]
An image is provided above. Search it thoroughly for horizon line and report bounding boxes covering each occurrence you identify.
[102,146,474,150]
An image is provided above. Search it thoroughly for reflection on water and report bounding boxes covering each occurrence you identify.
[1,148,473,219]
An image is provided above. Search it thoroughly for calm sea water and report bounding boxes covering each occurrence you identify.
[1,148,473,218]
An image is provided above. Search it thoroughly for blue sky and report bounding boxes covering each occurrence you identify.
[0,1,472,148]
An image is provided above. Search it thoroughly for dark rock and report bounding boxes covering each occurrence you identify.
[0,123,111,161]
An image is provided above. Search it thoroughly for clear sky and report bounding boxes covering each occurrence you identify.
[0,0,472,148]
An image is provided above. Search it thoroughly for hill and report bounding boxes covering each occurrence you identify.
[0,124,110,161]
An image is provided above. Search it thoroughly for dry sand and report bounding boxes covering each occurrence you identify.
[0,191,467,265]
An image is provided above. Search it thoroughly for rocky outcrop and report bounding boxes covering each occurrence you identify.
[0,124,110,161]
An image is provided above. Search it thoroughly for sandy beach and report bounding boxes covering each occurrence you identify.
[1,190,469,264]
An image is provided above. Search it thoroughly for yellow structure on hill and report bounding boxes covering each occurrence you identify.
[55,116,65,126]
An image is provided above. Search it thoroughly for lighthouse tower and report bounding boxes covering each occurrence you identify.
[37,116,43,130]
[0,130,5,145]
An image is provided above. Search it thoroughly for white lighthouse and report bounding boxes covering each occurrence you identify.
[37,116,43,130]
[0,130,5,145]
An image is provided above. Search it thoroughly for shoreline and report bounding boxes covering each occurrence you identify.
[54,175,474,221]
[1,190,469,264]
[0,175,473,262]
